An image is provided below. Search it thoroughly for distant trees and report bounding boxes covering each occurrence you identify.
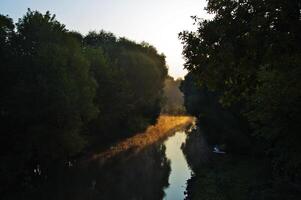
[161,76,185,115]
[0,10,167,196]
[180,0,301,183]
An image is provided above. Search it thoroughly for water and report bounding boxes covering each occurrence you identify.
[19,127,193,200]
[164,131,192,200]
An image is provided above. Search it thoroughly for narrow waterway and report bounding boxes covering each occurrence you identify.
[26,120,194,200]
[164,131,192,200]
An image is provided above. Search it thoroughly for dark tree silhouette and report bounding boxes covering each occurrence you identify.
[0,10,168,197]
[180,0,301,199]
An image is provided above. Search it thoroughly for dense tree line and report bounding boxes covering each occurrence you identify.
[84,31,167,143]
[0,10,167,197]
[180,0,301,195]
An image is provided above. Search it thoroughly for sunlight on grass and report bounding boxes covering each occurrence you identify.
[89,115,195,161]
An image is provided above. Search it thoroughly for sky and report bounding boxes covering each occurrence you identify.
[0,0,212,79]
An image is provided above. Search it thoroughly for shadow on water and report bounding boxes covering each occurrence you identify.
[32,144,170,200]
[16,126,194,200]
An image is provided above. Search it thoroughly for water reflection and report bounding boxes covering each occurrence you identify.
[13,128,193,200]
[164,131,192,200]
[29,142,170,200]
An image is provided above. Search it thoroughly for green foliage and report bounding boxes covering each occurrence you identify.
[0,11,99,193]
[180,0,301,187]
[180,72,252,153]
[84,31,167,142]
[0,10,167,196]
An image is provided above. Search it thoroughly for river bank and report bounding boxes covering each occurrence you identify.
[87,115,195,162]
[183,127,301,200]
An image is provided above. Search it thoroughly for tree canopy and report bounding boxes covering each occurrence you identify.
[180,0,301,185]
[0,10,167,197]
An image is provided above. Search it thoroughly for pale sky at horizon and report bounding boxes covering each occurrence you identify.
[0,0,212,79]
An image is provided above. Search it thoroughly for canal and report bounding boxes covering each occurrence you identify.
[29,120,194,200]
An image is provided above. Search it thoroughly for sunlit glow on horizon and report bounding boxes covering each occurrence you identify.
[0,0,213,79]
